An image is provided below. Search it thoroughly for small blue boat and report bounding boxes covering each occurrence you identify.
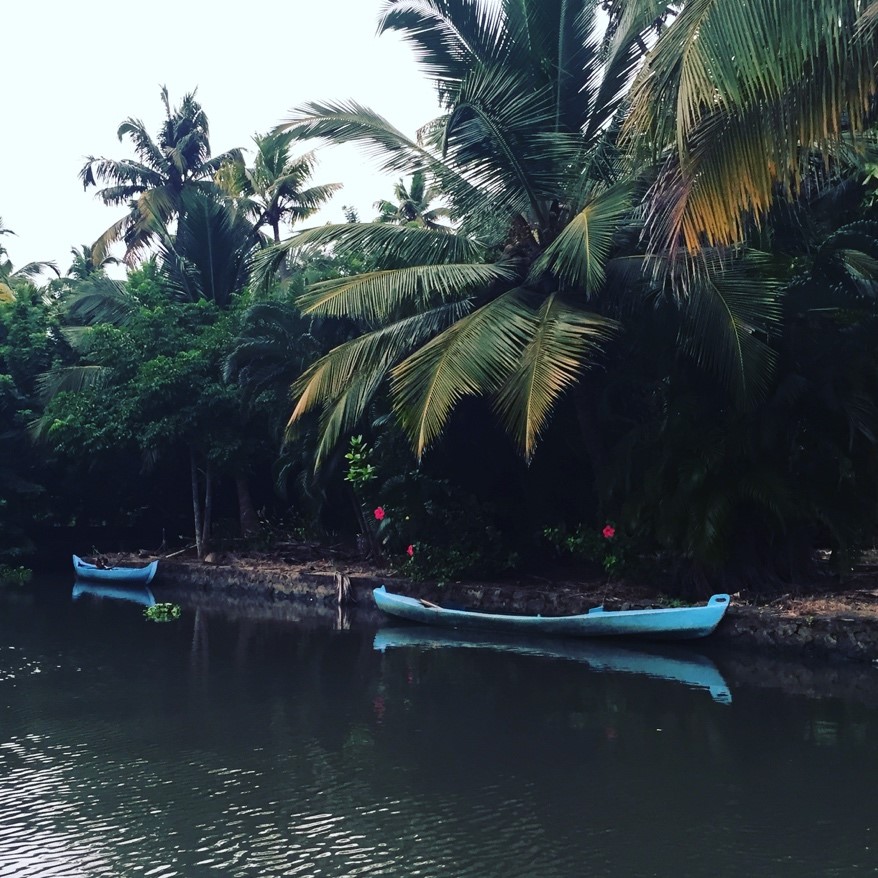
[72,580,157,608]
[372,586,730,640]
[72,554,158,585]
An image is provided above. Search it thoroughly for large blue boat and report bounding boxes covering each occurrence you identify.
[372,586,730,640]
[72,554,158,585]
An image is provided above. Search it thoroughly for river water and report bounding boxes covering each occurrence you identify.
[0,578,876,877]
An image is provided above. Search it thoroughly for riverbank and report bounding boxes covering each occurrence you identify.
[143,547,878,664]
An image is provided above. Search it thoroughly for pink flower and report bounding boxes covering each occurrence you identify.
[602,525,616,539]
[406,544,414,557]
[373,506,385,521]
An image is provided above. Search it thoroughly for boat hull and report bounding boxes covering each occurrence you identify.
[72,555,158,585]
[372,587,730,640]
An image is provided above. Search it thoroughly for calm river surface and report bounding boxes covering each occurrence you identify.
[1,577,876,877]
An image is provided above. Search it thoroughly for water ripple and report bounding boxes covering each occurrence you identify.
[0,730,580,877]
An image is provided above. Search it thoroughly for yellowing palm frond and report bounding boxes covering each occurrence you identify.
[289,302,470,464]
[624,0,878,252]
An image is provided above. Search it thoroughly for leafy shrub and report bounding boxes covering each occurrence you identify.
[542,522,630,576]
[372,473,520,581]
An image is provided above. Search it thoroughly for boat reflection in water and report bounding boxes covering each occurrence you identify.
[72,580,157,608]
[374,627,732,704]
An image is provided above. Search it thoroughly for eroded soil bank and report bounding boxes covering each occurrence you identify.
[149,553,878,664]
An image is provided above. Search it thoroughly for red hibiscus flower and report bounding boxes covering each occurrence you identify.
[406,544,414,557]
[373,506,385,521]
[602,525,616,539]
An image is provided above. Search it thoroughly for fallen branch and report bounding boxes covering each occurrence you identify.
[163,544,197,560]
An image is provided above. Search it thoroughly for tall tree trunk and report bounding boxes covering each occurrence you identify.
[201,461,214,553]
[190,448,204,560]
[235,473,259,538]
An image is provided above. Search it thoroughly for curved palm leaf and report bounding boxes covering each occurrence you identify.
[624,0,878,251]
[678,251,783,403]
[277,101,484,215]
[378,0,508,91]
[298,260,516,321]
[533,182,633,293]
[390,288,536,454]
[290,302,470,463]
[253,221,482,289]
[35,365,110,401]
[493,292,618,458]
[153,191,258,307]
[441,62,556,223]
[63,276,137,327]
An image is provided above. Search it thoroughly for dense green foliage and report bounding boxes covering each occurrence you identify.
[5,0,878,593]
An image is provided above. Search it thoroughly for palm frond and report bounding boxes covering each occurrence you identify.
[297,260,516,321]
[253,222,482,289]
[585,0,672,140]
[290,302,470,464]
[155,190,257,307]
[624,0,878,251]
[13,260,59,279]
[79,158,165,195]
[391,288,535,455]
[36,365,111,400]
[533,182,632,294]
[279,100,437,177]
[116,119,166,168]
[91,216,130,267]
[441,62,557,222]
[679,251,783,404]
[63,276,138,327]
[493,292,618,459]
[377,0,508,94]
[277,101,483,212]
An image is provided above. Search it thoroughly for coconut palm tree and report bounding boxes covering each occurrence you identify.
[258,0,778,469]
[216,130,341,243]
[623,0,878,255]
[153,189,259,308]
[374,171,449,228]
[0,219,59,299]
[66,245,120,279]
[80,86,242,264]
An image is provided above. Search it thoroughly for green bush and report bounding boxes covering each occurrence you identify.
[372,473,520,581]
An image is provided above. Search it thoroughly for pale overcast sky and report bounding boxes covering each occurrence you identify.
[1,0,441,276]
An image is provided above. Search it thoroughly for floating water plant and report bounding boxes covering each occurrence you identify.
[0,566,32,587]
[144,602,182,622]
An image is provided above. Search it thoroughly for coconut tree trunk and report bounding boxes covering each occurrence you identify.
[235,473,259,538]
[201,461,214,553]
[190,448,204,560]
